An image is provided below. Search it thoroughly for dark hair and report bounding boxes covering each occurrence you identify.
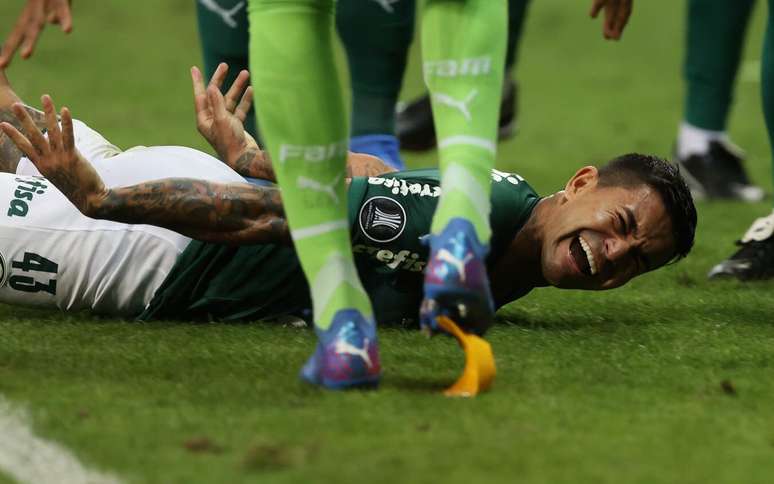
[597,153,697,262]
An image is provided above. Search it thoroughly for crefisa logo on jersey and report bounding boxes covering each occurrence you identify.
[359,196,406,243]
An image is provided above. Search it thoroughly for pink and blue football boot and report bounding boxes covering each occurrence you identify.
[420,217,495,336]
[300,308,381,389]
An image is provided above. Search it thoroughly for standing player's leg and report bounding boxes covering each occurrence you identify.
[197,0,258,138]
[397,0,528,152]
[709,0,774,280]
[676,0,762,201]
[336,0,415,170]
[500,0,531,139]
[419,0,507,334]
[248,0,380,388]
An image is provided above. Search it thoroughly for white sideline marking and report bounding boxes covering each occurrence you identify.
[0,396,122,484]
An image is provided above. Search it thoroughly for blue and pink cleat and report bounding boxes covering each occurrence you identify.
[420,218,495,336]
[300,309,381,389]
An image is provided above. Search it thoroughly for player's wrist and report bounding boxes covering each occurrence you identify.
[85,186,113,219]
[222,142,248,167]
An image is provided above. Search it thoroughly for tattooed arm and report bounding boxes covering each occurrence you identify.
[227,145,395,184]
[1,96,291,245]
[92,179,290,246]
[0,104,47,174]
[0,70,47,174]
[229,141,276,181]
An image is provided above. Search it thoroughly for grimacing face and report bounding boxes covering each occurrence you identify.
[540,166,676,290]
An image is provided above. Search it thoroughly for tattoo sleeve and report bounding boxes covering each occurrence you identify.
[230,147,277,181]
[0,104,47,174]
[90,178,291,246]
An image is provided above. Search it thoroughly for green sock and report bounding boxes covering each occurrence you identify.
[684,0,756,130]
[196,0,257,138]
[336,0,416,137]
[422,0,507,243]
[248,0,373,329]
[764,1,774,197]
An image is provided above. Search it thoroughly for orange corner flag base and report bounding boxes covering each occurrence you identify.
[436,316,497,398]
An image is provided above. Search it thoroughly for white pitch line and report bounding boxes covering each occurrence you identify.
[0,396,123,484]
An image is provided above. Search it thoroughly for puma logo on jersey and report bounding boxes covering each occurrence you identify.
[279,141,347,164]
[436,249,474,282]
[432,89,477,122]
[297,173,343,204]
[198,0,245,28]
[372,0,400,13]
[424,56,492,79]
[7,178,48,218]
[335,338,374,369]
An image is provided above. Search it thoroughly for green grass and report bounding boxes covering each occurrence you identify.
[1,1,774,483]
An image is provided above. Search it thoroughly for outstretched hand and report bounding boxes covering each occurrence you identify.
[589,0,632,40]
[191,63,258,167]
[0,95,106,215]
[0,0,73,68]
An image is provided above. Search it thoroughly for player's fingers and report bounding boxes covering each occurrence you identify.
[54,1,73,33]
[209,62,228,90]
[41,95,62,151]
[235,86,253,123]
[589,0,604,18]
[224,70,249,113]
[207,84,228,120]
[603,2,617,39]
[191,66,206,96]
[61,107,75,153]
[191,66,209,115]
[20,24,43,59]
[12,103,49,155]
[0,29,25,67]
[614,1,632,38]
[0,122,37,161]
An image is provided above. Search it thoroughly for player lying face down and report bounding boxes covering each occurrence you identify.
[0,91,697,328]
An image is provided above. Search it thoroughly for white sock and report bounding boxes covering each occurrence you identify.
[676,121,726,159]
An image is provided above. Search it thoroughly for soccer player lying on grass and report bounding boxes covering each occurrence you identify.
[0,83,698,333]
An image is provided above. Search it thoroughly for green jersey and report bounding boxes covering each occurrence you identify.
[139,169,540,325]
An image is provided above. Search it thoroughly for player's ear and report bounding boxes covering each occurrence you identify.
[563,166,599,201]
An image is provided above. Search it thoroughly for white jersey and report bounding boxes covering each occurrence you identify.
[5,119,247,316]
[16,120,245,189]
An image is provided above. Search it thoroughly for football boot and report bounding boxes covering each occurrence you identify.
[708,211,774,280]
[300,309,381,389]
[420,217,494,336]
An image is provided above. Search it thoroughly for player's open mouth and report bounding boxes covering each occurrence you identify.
[570,235,598,276]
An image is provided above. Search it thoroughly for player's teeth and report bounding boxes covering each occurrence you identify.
[579,236,597,275]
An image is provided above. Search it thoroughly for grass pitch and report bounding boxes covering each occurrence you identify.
[2,1,774,483]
